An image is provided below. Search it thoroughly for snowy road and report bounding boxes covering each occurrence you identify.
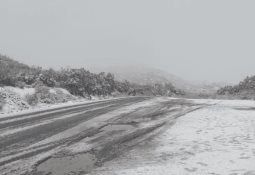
[0,97,200,175]
[1,98,254,175]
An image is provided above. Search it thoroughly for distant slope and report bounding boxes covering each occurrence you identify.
[0,54,32,72]
[0,54,39,86]
[99,65,219,93]
[101,65,187,86]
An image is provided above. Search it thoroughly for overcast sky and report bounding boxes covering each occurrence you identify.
[0,0,254,84]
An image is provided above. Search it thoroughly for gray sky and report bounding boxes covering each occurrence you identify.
[0,0,254,84]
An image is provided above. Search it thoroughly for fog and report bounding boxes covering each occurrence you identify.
[0,0,254,83]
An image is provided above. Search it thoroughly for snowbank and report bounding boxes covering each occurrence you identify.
[4,86,35,98]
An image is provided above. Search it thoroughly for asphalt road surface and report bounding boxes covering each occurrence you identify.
[0,97,203,175]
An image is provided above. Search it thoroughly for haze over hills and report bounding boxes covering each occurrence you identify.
[95,65,224,93]
[101,65,184,85]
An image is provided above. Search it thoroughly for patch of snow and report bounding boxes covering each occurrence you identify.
[49,89,56,94]
[4,86,35,99]
[48,88,72,95]
[56,88,71,95]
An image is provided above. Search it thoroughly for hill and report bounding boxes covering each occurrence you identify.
[99,65,222,94]
[0,54,30,68]
[100,65,188,87]
[0,54,39,86]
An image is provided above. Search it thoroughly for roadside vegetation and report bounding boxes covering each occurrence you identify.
[217,76,255,100]
[0,54,184,112]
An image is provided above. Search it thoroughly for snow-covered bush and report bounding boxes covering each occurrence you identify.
[35,85,56,104]
[25,85,77,106]
[24,85,51,105]
[50,88,77,103]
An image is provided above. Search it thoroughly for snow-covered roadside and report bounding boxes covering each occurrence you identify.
[89,99,255,175]
[0,96,124,119]
[0,86,119,118]
[190,97,255,108]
